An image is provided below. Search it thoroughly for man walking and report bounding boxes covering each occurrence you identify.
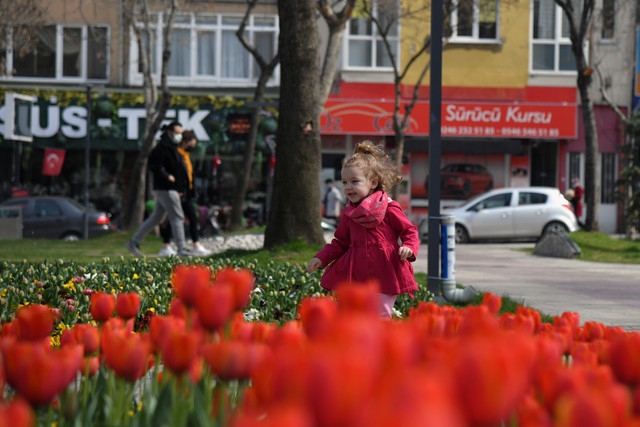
[125,122,190,257]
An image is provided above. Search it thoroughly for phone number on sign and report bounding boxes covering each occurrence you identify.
[442,126,561,137]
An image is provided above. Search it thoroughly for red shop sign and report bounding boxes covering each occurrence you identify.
[320,100,577,139]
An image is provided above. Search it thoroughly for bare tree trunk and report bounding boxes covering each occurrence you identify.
[317,0,356,104]
[264,0,325,248]
[579,78,600,232]
[120,0,176,230]
[229,75,269,231]
[229,0,280,231]
[556,0,599,231]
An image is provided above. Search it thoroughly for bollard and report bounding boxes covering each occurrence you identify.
[438,214,479,304]
[440,214,456,284]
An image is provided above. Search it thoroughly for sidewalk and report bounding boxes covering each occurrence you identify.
[413,242,640,330]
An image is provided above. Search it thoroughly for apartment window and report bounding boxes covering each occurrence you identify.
[8,25,108,81]
[601,153,616,204]
[601,0,615,40]
[445,0,499,41]
[221,16,249,79]
[132,13,278,87]
[531,0,577,72]
[345,0,399,69]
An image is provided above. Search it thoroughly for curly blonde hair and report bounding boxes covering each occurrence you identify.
[342,140,402,193]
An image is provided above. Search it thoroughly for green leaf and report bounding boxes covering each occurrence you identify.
[151,384,174,427]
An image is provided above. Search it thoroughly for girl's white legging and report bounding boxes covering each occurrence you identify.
[379,293,398,320]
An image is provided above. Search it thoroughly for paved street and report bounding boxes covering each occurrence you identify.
[413,242,640,330]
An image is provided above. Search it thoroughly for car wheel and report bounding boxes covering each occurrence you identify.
[62,233,81,241]
[486,180,494,191]
[462,180,472,196]
[542,221,569,236]
[455,224,469,244]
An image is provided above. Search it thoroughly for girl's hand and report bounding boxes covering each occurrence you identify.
[307,257,323,273]
[398,246,413,261]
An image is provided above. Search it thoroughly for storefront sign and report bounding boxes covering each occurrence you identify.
[0,103,212,141]
[321,100,577,139]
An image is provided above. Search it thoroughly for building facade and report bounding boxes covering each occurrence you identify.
[0,0,636,232]
[319,0,635,233]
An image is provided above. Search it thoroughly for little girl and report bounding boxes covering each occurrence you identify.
[306,140,419,319]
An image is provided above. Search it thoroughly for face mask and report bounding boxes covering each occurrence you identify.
[183,145,192,152]
[172,133,183,144]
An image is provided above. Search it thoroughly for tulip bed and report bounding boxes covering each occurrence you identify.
[0,256,433,335]
[2,261,640,426]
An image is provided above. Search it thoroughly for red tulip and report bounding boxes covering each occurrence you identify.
[169,298,187,319]
[90,292,115,322]
[61,324,100,355]
[365,370,466,427]
[195,283,234,331]
[266,321,308,350]
[215,267,255,310]
[298,296,338,339]
[513,306,542,333]
[116,292,141,320]
[149,315,185,353]
[481,292,502,315]
[463,305,506,336]
[160,327,202,376]
[1,320,19,338]
[229,405,314,427]
[554,383,631,427]
[250,344,310,407]
[334,280,380,316]
[0,397,35,427]
[499,313,535,334]
[171,265,211,308]
[101,324,152,382]
[304,341,382,427]
[582,321,606,341]
[14,304,54,341]
[83,356,100,377]
[609,332,640,386]
[515,394,553,427]
[3,341,83,406]
[202,341,270,381]
[453,331,535,426]
[570,342,599,366]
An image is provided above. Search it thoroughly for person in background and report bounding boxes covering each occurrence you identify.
[158,130,211,257]
[571,177,584,228]
[125,122,189,257]
[307,140,419,319]
[322,178,345,225]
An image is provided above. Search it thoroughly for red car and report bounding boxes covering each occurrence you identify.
[426,163,494,199]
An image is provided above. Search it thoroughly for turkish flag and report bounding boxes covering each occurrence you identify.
[42,148,66,176]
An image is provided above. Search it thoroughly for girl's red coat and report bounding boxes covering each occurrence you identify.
[314,199,419,296]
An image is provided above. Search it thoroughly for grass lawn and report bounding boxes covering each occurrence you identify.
[0,228,635,264]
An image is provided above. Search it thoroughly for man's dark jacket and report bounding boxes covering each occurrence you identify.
[148,132,189,194]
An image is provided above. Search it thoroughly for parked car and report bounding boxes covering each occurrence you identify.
[426,163,494,199]
[419,187,579,243]
[0,196,113,240]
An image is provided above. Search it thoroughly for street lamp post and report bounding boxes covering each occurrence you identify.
[83,86,92,240]
[427,0,444,297]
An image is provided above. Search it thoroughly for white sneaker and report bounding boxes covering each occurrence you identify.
[191,245,211,256]
[158,246,177,257]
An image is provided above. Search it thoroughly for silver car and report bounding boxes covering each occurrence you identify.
[420,187,579,243]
